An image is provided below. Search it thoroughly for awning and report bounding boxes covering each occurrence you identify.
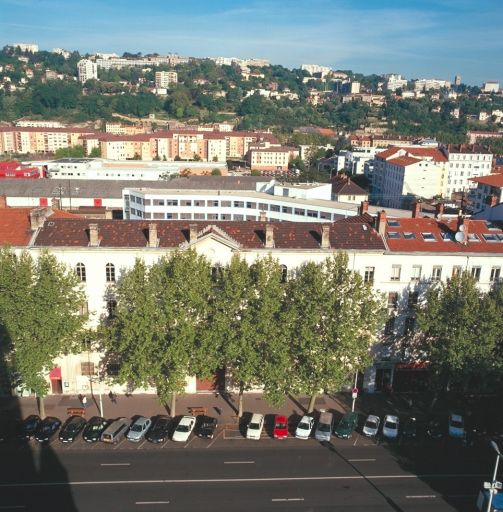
[396,362,430,370]
[49,367,62,379]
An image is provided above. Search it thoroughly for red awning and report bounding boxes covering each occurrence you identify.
[49,367,61,379]
[396,362,430,370]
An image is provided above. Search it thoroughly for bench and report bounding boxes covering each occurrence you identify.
[67,407,86,417]
[187,406,207,416]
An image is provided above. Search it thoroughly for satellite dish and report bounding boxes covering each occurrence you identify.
[455,231,465,243]
[459,224,465,232]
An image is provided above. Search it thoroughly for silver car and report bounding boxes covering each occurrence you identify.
[126,416,152,442]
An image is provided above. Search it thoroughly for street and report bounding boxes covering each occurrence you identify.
[0,429,495,512]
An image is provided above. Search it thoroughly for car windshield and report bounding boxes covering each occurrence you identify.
[318,423,331,432]
[131,424,143,432]
[298,422,309,430]
[177,425,189,432]
[67,423,80,432]
[275,423,287,429]
[90,423,104,431]
[365,420,377,429]
[451,419,463,428]
[385,421,397,429]
[249,423,260,430]
[154,421,168,430]
[26,419,38,429]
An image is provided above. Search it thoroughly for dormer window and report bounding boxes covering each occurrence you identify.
[421,232,436,241]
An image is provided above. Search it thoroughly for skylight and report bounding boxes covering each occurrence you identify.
[483,234,498,242]
[467,233,480,242]
[441,232,453,241]
[421,232,436,241]
[387,232,400,239]
[403,232,416,240]
[387,220,401,227]
[485,221,498,230]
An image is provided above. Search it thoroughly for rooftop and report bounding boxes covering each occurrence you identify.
[470,174,503,188]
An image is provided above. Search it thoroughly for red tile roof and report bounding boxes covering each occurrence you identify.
[387,156,422,167]
[470,174,503,188]
[385,217,503,253]
[331,176,368,195]
[376,147,448,162]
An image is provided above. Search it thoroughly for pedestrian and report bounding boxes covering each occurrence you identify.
[81,395,87,408]
[109,391,117,404]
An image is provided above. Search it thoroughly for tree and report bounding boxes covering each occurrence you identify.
[285,254,384,412]
[54,145,85,158]
[416,272,501,394]
[211,168,222,176]
[0,249,86,416]
[90,147,101,158]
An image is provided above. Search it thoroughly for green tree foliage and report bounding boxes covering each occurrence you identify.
[285,253,384,412]
[54,145,85,158]
[0,249,86,414]
[416,272,502,393]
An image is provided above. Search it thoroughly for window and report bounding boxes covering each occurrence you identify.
[387,232,400,240]
[431,266,442,281]
[294,208,305,216]
[407,291,419,309]
[181,200,192,207]
[106,362,120,377]
[387,292,398,310]
[483,234,499,242]
[246,202,256,209]
[441,232,453,241]
[307,210,318,218]
[211,266,221,280]
[106,299,117,318]
[233,201,244,208]
[364,267,375,283]
[282,206,292,214]
[421,232,436,241]
[403,232,416,240]
[258,203,268,211]
[194,200,205,207]
[76,262,86,282]
[280,265,288,283]
[153,199,164,206]
[387,220,400,227]
[270,204,280,212]
[390,265,401,281]
[384,316,395,335]
[81,362,95,376]
[233,214,244,221]
[221,201,231,207]
[106,263,116,283]
[166,199,178,206]
[404,316,415,334]
[490,267,501,283]
[471,266,481,281]
[411,265,421,282]
[452,265,463,278]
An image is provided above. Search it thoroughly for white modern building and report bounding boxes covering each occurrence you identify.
[384,74,408,92]
[10,43,38,53]
[414,78,451,91]
[154,71,178,88]
[77,59,98,83]
[482,81,500,93]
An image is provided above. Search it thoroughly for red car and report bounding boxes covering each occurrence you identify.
[273,415,288,439]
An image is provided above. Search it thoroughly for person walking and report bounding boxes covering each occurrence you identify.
[81,395,87,409]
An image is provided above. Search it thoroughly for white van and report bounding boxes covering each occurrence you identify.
[101,417,131,444]
[315,410,334,442]
[246,413,264,440]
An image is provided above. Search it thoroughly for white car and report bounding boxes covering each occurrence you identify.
[172,415,196,442]
[246,413,264,440]
[126,416,152,442]
[363,414,380,437]
[448,413,465,439]
[382,415,399,439]
[295,415,315,440]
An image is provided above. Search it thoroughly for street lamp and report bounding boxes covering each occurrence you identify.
[486,440,502,512]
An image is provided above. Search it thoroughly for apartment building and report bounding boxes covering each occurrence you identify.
[482,81,500,93]
[414,78,451,91]
[9,43,38,53]
[470,174,503,220]
[384,74,408,92]
[77,59,98,83]
[246,144,296,171]
[154,71,178,88]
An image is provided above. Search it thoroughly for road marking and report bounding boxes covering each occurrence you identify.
[113,439,126,450]
[223,428,243,440]
[100,463,131,467]
[353,437,358,446]
[184,436,197,448]
[0,473,486,488]
[271,498,304,502]
[406,495,436,499]
[348,458,376,462]
[137,440,147,450]
[223,461,255,464]
[206,428,223,448]
[136,502,170,505]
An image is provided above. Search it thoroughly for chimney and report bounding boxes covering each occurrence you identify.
[456,209,464,232]
[148,223,158,248]
[29,209,43,231]
[376,210,386,236]
[265,223,274,248]
[189,223,198,243]
[321,224,330,249]
[0,195,7,209]
[89,223,99,247]
[462,218,470,242]
[435,202,444,219]
[412,200,422,218]
[105,209,113,219]
[51,197,60,210]
[259,210,267,222]
[359,200,369,215]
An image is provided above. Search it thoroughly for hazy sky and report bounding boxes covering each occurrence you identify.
[1,0,502,85]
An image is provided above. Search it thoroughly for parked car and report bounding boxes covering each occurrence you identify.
[246,413,264,440]
[426,416,444,440]
[20,415,41,440]
[448,413,465,439]
[382,415,399,440]
[126,416,152,442]
[335,412,359,439]
[146,415,171,443]
[35,417,62,443]
[273,415,288,439]
[196,416,218,439]
[402,416,417,439]
[101,417,131,444]
[172,416,196,442]
[363,414,380,437]
[295,415,315,440]
[315,411,334,442]
[82,416,109,443]
[59,415,87,443]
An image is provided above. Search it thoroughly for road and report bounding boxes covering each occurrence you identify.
[0,432,495,511]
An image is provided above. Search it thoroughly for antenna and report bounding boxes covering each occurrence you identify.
[455,231,465,243]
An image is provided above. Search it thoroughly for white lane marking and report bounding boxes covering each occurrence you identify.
[223,461,255,464]
[271,498,304,502]
[348,458,376,462]
[206,428,223,448]
[136,502,170,505]
[183,436,197,448]
[100,463,131,467]
[137,440,147,450]
[406,495,437,499]
[353,437,358,446]
[0,473,486,488]
[113,439,126,450]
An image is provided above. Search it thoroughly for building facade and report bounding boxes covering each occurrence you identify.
[77,59,98,83]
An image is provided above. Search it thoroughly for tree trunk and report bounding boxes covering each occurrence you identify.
[170,392,176,417]
[307,393,317,414]
[37,395,46,418]
[238,384,244,418]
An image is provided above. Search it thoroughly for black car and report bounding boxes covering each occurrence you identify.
[196,415,218,439]
[35,416,61,443]
[82,416,109,443]
[146,415,170,444]
[59,415,87,443]
[426,416,444,440]
[20,415,42,440]
[402,416,417,439]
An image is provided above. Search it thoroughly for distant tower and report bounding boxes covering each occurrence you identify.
[454,75,461,86]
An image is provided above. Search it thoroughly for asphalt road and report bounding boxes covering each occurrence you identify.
[0,432,497,512]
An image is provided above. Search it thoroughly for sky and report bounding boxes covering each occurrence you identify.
[1,0,502,86]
